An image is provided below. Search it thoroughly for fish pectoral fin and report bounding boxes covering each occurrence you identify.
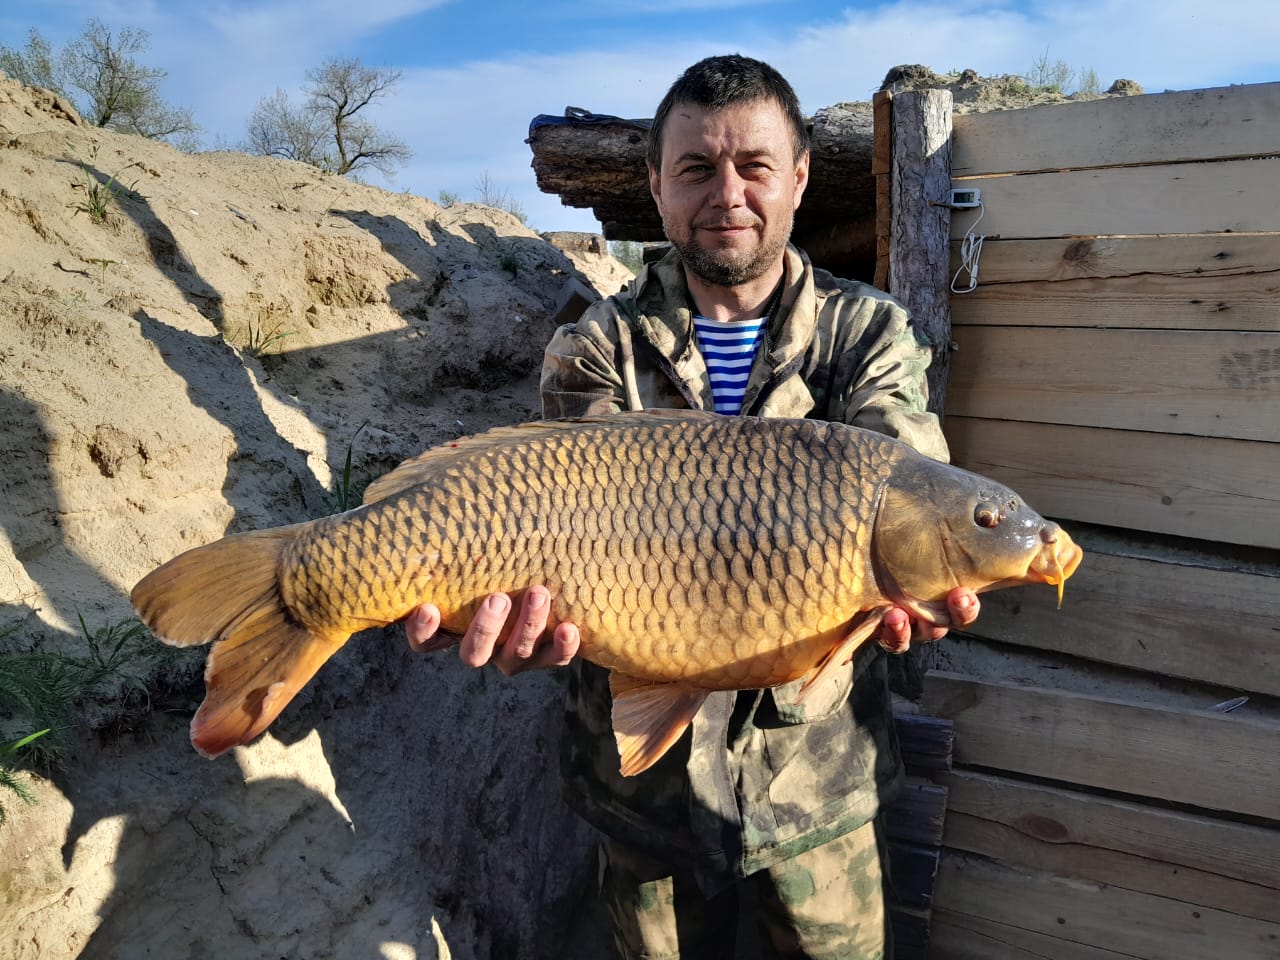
[796,609,889,705]
[609,673,710,778]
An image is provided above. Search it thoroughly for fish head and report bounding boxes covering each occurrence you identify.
[870,457,1083,626]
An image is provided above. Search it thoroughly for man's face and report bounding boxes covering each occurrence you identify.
[649,97,809,288]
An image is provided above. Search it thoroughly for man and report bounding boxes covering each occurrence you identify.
[405,55,979,959]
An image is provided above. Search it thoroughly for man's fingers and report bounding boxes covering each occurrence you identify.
[949,588,980,628]
[459,593,511,667]
[511,587,554,658]
[878,608,912,654]
[405,604,442,653]
[498,620,580,676]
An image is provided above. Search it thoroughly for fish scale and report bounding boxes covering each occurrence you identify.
[132,409,1081,770]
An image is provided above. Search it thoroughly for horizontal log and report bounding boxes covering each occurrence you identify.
[953,81,1280,176]
[526,103,877,241]
[922,673,1280,820]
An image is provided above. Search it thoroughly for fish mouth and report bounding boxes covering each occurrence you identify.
[872,522,1084,626]
[984,523,1084,609]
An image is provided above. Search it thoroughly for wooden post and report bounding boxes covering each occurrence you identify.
[887,89,954,419]
[883,90,955,706]
[872,90,894,291]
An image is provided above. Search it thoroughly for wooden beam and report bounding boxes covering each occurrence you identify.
[949,234,1280,333]
[958,546,1280,696]
[921,672,1280,820]
[872,90,893,291]
[930,909,1133,959]
[887,88,953,418]
[946,327,1280,443]
[953,81,1280,176]
[944,417,1280,548]
[932,852,1280,960]
[948,158,1280,240]
[944,770,1280,922]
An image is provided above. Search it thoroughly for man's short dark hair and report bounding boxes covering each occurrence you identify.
[647,54,810,170]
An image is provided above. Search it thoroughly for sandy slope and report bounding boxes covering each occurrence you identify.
[0,73,628,959]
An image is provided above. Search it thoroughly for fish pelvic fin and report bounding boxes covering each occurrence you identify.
[130,524,349,758]
[608,672,710,777]
[796,609,889,705]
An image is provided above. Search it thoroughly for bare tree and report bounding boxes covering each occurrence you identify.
[245,89,329,167]
[245,57,410,178]
[307,57,411,177]
[0,19,200,150]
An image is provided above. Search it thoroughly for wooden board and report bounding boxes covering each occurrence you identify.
[949,234,1280,333]
[930,909,1134,959]
[961,547,1280,697]
[947,158,1280,240]
[952,81,1280,176]
[931,852,1280,960]
[944,770,1280,923]
[944,417,1280,548]
[921,673,1280,821]
[946,327,1280,442]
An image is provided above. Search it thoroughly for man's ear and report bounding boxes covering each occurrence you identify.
[648,163,663,209]
[792,150,811,210]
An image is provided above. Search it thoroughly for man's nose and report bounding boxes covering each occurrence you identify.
[709,165,747,208]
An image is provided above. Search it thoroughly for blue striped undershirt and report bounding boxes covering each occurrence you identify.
[692,315,767,415]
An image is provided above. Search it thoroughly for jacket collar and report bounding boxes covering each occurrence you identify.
[626,243,819,414]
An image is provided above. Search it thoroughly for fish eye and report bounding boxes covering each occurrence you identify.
[974,502,1003,528]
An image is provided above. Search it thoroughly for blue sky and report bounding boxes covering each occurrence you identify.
[5,1,1278,232]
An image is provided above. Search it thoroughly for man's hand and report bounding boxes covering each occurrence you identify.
[403,585,580,676]
[877,587,979,654]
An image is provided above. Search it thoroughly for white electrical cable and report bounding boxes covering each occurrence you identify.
[950,202,986,294]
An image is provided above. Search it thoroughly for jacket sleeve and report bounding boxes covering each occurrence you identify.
[539,299,629,419]
[826,291,950,463]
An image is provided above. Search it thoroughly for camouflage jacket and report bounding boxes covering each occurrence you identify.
[540,244,949,895]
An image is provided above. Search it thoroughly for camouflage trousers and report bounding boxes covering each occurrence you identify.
[598,817,889,960]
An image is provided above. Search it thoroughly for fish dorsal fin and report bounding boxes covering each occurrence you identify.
[362,410,722,505]
[609,671,710,777]
[796,608,889,705]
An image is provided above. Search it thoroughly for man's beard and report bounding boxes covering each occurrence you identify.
[666,213,793,288]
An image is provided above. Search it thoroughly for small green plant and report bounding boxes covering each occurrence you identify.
[70,146,145,225]
[324,419,371,514]
[499,242,521,277]
[87,257,118,283]
[0,730,48,824]
[234,312,296,359]
[438,189,460,207]
[0,614,154,822]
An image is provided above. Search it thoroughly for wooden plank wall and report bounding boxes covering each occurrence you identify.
[921,81,1280,960]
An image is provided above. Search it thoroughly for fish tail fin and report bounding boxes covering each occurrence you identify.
[131,525,349,758]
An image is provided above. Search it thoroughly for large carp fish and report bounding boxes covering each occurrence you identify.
[132,410,1081,775]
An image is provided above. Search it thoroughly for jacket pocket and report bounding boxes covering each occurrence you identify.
[765,659,855,724]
